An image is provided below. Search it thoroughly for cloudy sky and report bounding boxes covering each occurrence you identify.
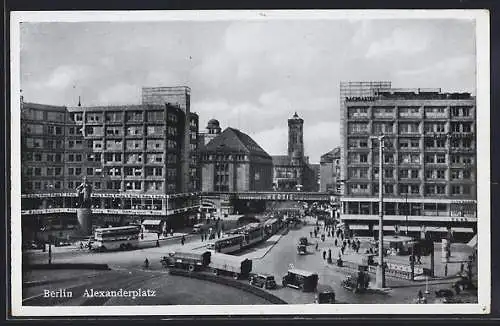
[20,18,476,163]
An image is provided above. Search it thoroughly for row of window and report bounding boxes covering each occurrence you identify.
[348,152,474,164]
[348,167,473,180]
[347,106,473,118]
[201,154,249,161]
[23,110,66,122]
[348,183,472,195]
[71,111,181,124]
[349,122,473,135]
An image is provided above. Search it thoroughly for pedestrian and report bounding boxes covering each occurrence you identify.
[156,240,160,247]
[181,235,185,246]
[341,246,345,255]
[310,231,313,238]
[444,263,448,277]
[315,242,319,251]
[201,233,204,242]
[460,262,464,274]
[170,228,174,237]
[356,245,360,253]
[334,238,338,247]
[417,254,422,264]
[348,239,351,246]
[323,250,326,260]
[357,239,361,249]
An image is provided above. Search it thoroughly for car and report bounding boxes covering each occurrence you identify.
[23,241,45,250]
[315,285,336,304]
[249,273,277,289]
[282,269,318,292]
[192,224,207,234]
[297,244,307,255]
[299,237,308,246]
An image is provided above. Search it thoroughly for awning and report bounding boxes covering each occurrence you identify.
[142,219,162,226]
[452,227,474,233]
[349,224,369,230]
[467,234,477,249]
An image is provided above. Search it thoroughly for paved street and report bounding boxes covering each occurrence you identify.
[23,218,478,305]
[23,269,270,306]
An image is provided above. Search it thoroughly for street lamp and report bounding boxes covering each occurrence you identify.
[405,192,409,235]
[369,135,385,289]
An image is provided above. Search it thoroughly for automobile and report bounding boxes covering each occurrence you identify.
[55,239,72,247]
[192,223,207,234]
[297,244,307,255]
[315,285,336,304]
[282,269,318,292]
[299,237,308,246]
[23,241,45,250]
[249,273,277,289]
[435,288,455,298]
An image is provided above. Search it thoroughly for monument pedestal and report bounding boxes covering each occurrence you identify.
[77,208,92,236]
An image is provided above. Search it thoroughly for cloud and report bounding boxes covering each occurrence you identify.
[304,121,341,163]
[365,27,429,58]
[98,83,142,105]
[251,126,288,156]
[45,65,91,90]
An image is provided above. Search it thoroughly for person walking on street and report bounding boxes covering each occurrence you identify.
[341,245,345,255]
[181,235,185,246]
[315,242,319,251]
[323,250,326,260]
[334,238,338,247]
[170,228,174,237]
[444,263,448,277]
[156,240,160,247]
[417,254,422,265]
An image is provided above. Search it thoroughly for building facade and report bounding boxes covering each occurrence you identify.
[21,90,201,240]
[339,82,476,239]
[200,127,273,192]
[198,119,222,147]
[272,112,317,192]
[320,147,341,193]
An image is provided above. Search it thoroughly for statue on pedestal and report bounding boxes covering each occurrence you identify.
[76,176,92,209]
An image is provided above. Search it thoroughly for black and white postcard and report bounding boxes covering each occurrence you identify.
[9,9,490,316]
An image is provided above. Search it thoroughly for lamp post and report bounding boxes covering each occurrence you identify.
[370,135,385,289]
[405,192,409,235]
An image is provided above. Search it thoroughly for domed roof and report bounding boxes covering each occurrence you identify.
[207,119,220,128]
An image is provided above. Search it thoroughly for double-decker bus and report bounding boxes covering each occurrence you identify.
[242,223,264,248]
[207,234,245,254]
[93,225,141,251]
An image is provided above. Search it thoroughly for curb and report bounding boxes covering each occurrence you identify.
[23,273,100,288]
[24,263,111,270]
[257,230,288,259]
[168,268,287,304]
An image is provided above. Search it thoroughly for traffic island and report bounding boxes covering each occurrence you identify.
[168,268,287,304]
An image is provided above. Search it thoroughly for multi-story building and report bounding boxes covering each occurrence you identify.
[320,147,341,193]
[272,112,317,192]
[339,82,476,240]
[21,88,201,240]
[199,127,273,192]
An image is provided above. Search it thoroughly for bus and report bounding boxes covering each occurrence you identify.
[242,223,264,248]
[207,234,245,254]
[93,225,141,251]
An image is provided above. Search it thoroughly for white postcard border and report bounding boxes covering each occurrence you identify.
[10,9,490,316]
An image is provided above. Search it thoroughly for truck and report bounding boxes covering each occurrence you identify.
[209,252,252,279]
[160,249,211,272]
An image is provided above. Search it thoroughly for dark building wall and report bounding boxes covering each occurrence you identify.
[141,86,193,193]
